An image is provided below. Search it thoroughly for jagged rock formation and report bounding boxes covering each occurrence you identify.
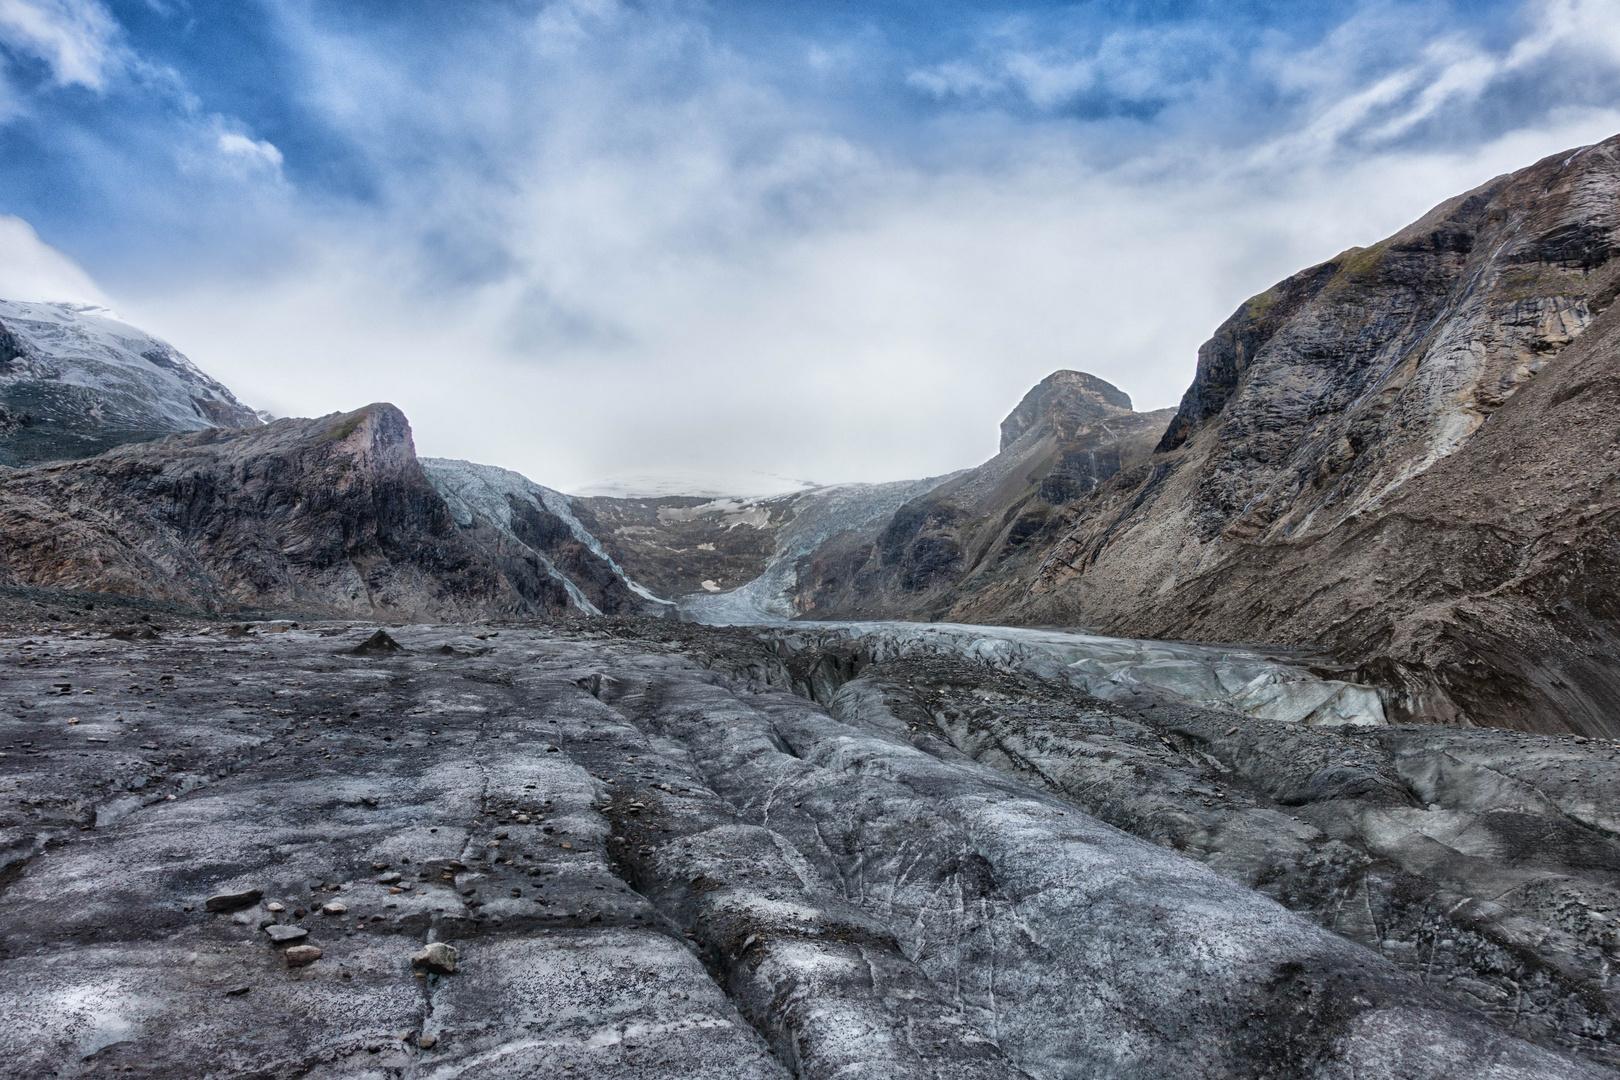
[0,405,529,619]
[938,134,1620,737]
[792,371,1173,620]
[0,400,683,621]
[1,618,1613,1078]
[0,300,261,466]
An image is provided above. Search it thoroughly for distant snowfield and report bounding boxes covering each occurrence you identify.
[570,470,821,499]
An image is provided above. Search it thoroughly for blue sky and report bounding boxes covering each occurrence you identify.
[1,0,1618,489]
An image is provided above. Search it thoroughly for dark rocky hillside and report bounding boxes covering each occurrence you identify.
[0,405,541,620]
[421,459,672,618]
[569,493,790,598]
[926,134,1620,738]
[793,371,1173,620]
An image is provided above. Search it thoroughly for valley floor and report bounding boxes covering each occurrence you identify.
[1,611,1616,1079]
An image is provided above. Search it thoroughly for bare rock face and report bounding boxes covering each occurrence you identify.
[568,494,791,600]
[792,371,1173,621]
[423,458,675,618]
[0,300,261,467]
[0,404,534,620]
[945,134,1620,736]
[998,368,1135,450]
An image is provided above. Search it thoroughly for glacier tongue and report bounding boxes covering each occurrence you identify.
[666,470,1385,725]
[778,621,1386,727]
[678,474,959,624]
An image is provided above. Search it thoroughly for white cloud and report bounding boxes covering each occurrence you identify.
[0,214,109,304]
[67,0,1620,491]
[216,131,285,171]
[0,0,124,90]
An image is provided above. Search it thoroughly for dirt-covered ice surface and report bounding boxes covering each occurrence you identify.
[1,616,1615,1079]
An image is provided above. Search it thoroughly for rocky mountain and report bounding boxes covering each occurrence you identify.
[569,372,1171,624]
[0,404,528,619]
[421,458,672,618]
[0,300,261,466]
[574,476,954,620]
[936,133,1620,738]
[0,404,672,621]
[792,371,1174,620]
[601,135,1617,738]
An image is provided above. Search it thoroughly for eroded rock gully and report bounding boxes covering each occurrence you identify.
[1,617,1615,1079]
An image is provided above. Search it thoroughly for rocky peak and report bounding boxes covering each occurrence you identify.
[999,370,1134,450]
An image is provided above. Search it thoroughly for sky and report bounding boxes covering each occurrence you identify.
[1,0,1619,492]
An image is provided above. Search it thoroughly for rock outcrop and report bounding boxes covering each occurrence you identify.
[791,371,1173,620]
[0,300,261,466]
[422,458,674,618]
[0,405,530,619]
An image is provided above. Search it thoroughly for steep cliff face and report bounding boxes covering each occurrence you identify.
[0,405,533,619]
[793,371,1173,620]
[961,134,1620,737]
[0,300,262,466]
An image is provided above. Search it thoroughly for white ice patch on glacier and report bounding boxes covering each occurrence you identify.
[825,622,1388,727]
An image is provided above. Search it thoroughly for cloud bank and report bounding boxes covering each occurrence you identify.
[1,0,1618,490]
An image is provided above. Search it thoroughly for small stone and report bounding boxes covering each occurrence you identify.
[560,842,573,850]
[205,889,264,913]
[284,945,323,967]
[418,1034,438,1049]
[265,924,308,943]
[225,985,251,997]
[266,902,285,913]
[376,872,401,884]
[321,901,347,916]
[515,814,530,824]
[371,861,389,870]
[412,942,457,975]
[68,717,80,724]
[350,630,403,655]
